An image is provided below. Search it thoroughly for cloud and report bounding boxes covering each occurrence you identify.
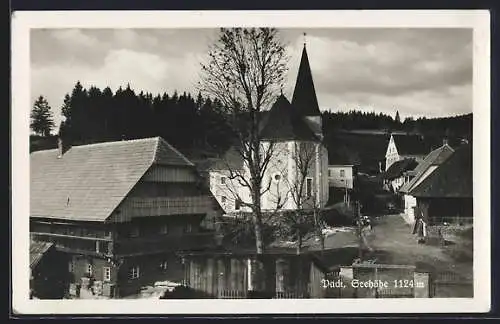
[30,27,473,131]
[282,28,472,118]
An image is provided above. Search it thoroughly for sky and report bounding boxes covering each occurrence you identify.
[30,28,473,129]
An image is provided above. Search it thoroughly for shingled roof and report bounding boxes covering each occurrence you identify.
[195,146,245,172]
[291,45,321,117]
[30,137,194,222]
[260,94,319,141]
[399,143,455,193]
[30,241,54,269]
[410,143,472,198]
[392,134,438,156]
[383,158,418,180]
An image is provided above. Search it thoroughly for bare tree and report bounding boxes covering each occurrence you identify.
[199,28,288,255]
[270,141,326,254]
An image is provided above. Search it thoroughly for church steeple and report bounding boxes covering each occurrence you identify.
[292,43,321,117]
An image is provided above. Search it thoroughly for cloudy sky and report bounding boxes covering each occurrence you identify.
[31,28,472,128]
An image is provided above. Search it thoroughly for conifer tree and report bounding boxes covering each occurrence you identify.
[30,95,55,136]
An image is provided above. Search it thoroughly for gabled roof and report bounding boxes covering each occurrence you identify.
[399,144,455,193]
[392,134,438,156]
[260,94,319,141]
[30,241,54,269]
[410,143,472,198]
[30,137,194,222]
[196,146,245,172]
[291,45,321,117]
[383,158,418,180]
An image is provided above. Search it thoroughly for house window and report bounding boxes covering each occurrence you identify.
[340,170,345,178]
[328,169,332,177]
[235,199,242,211]
[221,196,227,204]
[185,223,193,233]
[87,263,93,276]
[160,224,169,235]
[103,267,111,282]
[128,266,140,280]
[68,261,74,273]
[306,178,313,198]
[160,261,168,271]
[130,226,139,238]
[220,176,226,185]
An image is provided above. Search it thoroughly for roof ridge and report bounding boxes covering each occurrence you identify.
[156,137,194,166]
[70,137,159,149]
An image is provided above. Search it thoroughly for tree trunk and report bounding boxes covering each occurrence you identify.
[253,213,264,254]
[296,233,302,255]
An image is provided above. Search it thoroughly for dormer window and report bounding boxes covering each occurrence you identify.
[220,176,226,185]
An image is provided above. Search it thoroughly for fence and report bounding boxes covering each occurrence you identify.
[429,217,473,226]
[429,271,473,298]
[219,289,248,299]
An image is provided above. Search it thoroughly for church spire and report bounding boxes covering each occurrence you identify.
[292,40,321,117]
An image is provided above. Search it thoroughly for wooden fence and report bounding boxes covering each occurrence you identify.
[429,271,473,298]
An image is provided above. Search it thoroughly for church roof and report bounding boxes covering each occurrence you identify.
[260,94,319,141]
[291,45,321,117]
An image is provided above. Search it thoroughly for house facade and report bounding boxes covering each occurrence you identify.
[328,165,356,190]
[399,142,455,223]
[30,137,219,298]
[206,44,329,214]
[385,134,435,171]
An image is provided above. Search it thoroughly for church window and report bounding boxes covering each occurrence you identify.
[306,178,313,198]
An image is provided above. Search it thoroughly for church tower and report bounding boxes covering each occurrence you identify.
[292,43,323,140]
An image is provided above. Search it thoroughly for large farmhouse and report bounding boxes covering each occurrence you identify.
[205,44,329,214]
[30,137,219,298]
[410,143,472,226]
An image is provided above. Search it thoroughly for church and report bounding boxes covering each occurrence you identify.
[205,44,329,214]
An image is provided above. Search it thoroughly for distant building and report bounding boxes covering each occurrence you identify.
[410,143,472,226]
[328,165,356,190]
[399,142,455,223]
[382,158,419,193]
[30,137,219,298]
[327,163,357,205]
[205,44,329,214]
[385,134,437,171]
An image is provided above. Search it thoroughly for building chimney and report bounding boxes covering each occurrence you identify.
[442,138,448,146]
[57,137,63,158]
[57,136,71,158]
